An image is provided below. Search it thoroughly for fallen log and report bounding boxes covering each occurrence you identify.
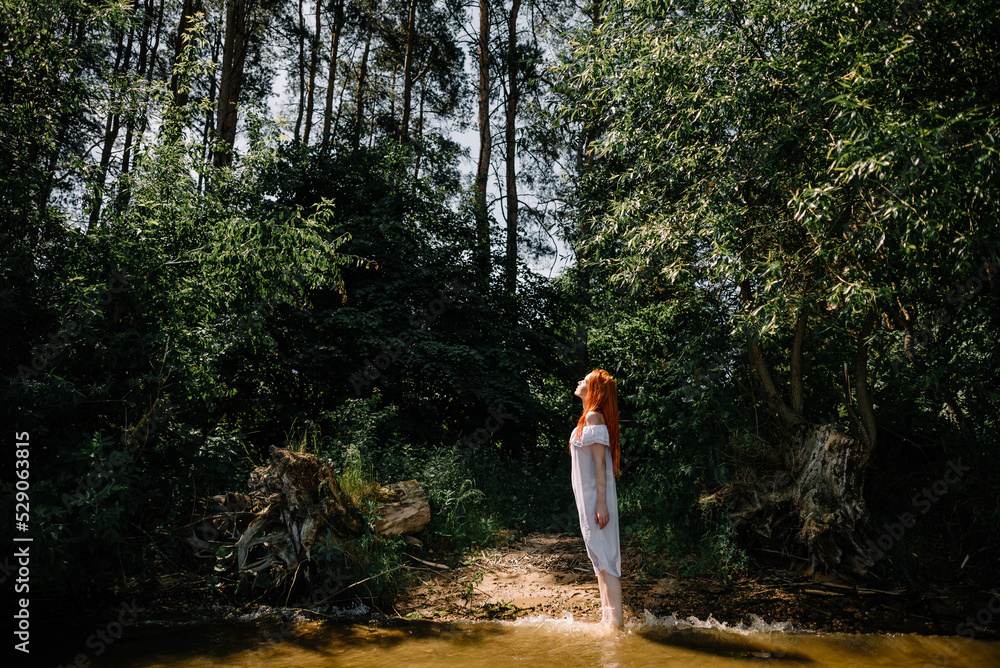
[374,480,430,536]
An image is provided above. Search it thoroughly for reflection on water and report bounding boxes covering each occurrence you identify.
[81,612,1000,668]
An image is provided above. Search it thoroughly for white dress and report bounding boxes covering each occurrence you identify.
[570,424,621,578]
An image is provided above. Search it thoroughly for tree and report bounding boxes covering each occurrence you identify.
[398,0,418,142]
[303,0,322,144]
[474,0,492,286]
[559,0,1000,575]
[502,0,521,295]
[215,0,250,166]
[322,0,346,146]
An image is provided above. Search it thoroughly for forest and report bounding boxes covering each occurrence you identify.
[2,0,999,646]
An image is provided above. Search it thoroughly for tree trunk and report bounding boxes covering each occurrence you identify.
[853,309,878,448]
[503,0,521,295]
[37,17,87,211]
[215,0,250,168]
[182,448,430,602]
[321,0,344,147]
[399,0,418,143]
[353,22,372,151]
[294,0,306,141]
[373,480,430,536]
[474,0,492,287]
[88,22,131,230]
[413,80,424,178]
[731,280,876,576]
[790,312,806,415]
[577,0,602,174]
[171,0,203,107]
[788,423,873,575]
[388,64,398,122]
[891,302,973,439]
[303,0,322,145]
[748,336,805,427]
[121,0,158,180]
[198,19,222,192]
[117,0,165,213]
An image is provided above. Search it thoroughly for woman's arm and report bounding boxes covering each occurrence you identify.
[585,412,610,529]
[584,411,610,528]
[590,443,610,529]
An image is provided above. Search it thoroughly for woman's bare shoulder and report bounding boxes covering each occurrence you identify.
[584,411,606,426]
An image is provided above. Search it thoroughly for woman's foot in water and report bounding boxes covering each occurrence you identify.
[600,606,623,629]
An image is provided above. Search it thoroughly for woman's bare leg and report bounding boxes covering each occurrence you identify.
[598,570,623,627]
[596,570,609,621]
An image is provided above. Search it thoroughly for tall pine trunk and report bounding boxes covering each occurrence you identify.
[171,0,203,107]
[321,0,345,147]
[198,18,222,192]
[120,0,157,181]
[503,0,520,295]
[474,0,491,287]
[294,0,306,141]
[118,0,165,214]
[353,22,372,151]
[303,0,322,144]
[399,0,418,143]
[37,17,87,210]
[88,22,132,229]
[215,0,249,168]
[413,81,424,178]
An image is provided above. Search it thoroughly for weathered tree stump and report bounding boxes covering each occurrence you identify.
[179,446,430,598]
[725,424,874,577]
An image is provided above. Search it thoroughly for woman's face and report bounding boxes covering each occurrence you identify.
[574,375,590,400]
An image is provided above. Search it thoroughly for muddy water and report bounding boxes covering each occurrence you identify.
[87,613,1000,668]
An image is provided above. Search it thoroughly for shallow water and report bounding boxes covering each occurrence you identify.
[79,612,1000,668]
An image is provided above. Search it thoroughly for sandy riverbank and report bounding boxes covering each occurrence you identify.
[392,532,998,639]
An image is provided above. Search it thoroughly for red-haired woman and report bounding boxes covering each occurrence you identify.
[570,369,623,627]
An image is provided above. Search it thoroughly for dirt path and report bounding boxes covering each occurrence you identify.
[396,533,637,623]
[394,532,999,639]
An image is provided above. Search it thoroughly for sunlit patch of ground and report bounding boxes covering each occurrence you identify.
[394,532,999,640]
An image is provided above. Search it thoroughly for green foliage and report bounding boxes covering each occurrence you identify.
[554,0,1000,580]
[561,0,999,331]
[4,0,998,605]
[421,454,496,552]
[0,23,352,594]
[27,432,151,593]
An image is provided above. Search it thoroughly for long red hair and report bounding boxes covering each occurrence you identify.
[570,369,620,477]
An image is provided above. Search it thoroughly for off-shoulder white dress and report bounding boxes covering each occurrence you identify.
[570,424,621,578]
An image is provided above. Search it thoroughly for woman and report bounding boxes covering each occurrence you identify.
[570,369,623,627]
